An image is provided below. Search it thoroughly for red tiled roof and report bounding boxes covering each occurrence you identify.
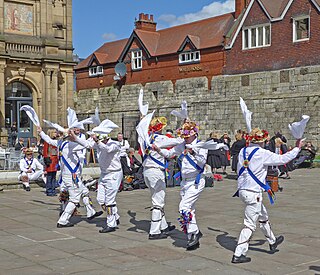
[77,13,234,69]
[76,38,128,70]
[259,0,291,18]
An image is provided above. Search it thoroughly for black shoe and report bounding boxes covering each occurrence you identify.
[269,235,284,252]
[148,232,168,240]
[162,225,176,234]
[26,187,31,192]
[57,223,74,228]
[116,219,120,226]
[187,231,203,250]
[99,226,116,233]
[279,172,285,177]
[231,254,251,264]
[87,211,103,220]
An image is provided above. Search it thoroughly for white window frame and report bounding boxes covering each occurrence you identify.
[131,50,142,70]
[293,16,310,43]
[242,24,271,50]
[89,65,103,77]
[179,50,201,64]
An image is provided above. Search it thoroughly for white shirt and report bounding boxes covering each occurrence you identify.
[40,132,83,177]
[160,138,207,180]
[75,137,122,173]
[237,144,300,192]
[20,157,43,174]
[142,134,173,170]
[118,139,130,157]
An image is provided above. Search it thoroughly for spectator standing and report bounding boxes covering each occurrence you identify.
[230,133,246,172]
[117,132,130,172]
[165,129,176,187]
[43,129,59,196]
[10,122,18,147]
[15,138,25,151]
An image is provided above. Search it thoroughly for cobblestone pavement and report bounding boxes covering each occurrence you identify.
[0,168,319,275]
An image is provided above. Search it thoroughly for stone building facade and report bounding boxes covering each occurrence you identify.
[0,0,75,145]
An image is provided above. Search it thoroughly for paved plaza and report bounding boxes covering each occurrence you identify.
[0,168,319,275]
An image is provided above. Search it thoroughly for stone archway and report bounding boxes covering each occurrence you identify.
[5,81,34,146]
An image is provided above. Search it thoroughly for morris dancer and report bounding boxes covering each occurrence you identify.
[18,148,44,191]
[38,125,103,228]
[70,119,122,233]
[231,128,302,263]
[138,116,177,240]
[153,120,207,250]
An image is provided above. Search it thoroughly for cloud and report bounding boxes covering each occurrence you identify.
[102,32,117,41]
[158,0,235,28]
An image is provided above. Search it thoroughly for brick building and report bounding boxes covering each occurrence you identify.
[75,12,236,90]
[74,0,320,148]
[224,0,320,74]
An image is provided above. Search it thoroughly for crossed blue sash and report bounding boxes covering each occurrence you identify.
[235,147,275,204]
[143,134,170,179]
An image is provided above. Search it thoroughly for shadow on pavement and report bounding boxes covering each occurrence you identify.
[31,199,60,206]
[208,227,269,254]
[127,210,149,233]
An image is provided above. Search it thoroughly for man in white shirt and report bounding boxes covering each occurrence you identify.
[154,120,206,250]
[139,117,177,240]
[231,128,302,264]
[70,128,122,233]
[38,126,103,228]
[18,148,44,191]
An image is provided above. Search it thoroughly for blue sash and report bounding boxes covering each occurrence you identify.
[58,140,80,185]
[143,134,170,179]
[174,150,204,185]
[235,147,275,204]
[25,157,35,172]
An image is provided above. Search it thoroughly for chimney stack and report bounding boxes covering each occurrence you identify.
[235,0,249,19]
[135,13,157,32]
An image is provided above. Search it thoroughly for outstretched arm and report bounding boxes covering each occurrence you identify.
[37,126,58,147]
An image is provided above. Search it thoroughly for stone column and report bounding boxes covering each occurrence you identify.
[0,64,6,128]
[51,69,58,122]
[44,68,52,121]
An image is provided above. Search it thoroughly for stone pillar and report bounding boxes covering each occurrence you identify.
[51,69,58,122]
[44,69,52,121]
[0,64,6,128]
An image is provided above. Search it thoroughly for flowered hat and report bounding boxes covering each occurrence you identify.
[96,133,109,141]
[245,128,268,143]
[177,120,199,138]
[24,148,34,155]
[149,117,167,132]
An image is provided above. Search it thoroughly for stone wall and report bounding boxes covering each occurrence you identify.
[75,65,320,148]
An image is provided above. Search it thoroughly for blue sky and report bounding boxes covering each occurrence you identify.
[72,0,235,59]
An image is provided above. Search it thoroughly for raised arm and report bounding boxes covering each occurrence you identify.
[37,127,58,147]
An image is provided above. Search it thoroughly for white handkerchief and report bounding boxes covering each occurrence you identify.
[186,140,228,151]
[138,88,149,116]
[136,111,155,148]
[240,97,252,133]
[288,115,310,139]
[43,119,65,133]
[170,100,188,119]
[92,119,119,135]
[20,105,40,126]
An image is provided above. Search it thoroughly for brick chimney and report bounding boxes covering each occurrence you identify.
[235,0,249,19]
[135,13,157,32]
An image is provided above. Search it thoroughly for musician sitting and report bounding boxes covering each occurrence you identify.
[18,148,44,191]
[293,141,317,168]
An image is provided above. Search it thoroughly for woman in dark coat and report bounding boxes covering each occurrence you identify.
[207,132,223,174]
[230,133,246,172]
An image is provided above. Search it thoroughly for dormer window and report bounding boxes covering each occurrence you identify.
[242,24,271,50]
[131,50,142,70]
[293,16,310,42]
[89,66,103,77]
[179,51,200,64]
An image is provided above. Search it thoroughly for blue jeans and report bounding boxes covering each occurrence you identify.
[46,171,57,195]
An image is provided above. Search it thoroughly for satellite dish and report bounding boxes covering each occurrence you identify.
[115,62,127,77]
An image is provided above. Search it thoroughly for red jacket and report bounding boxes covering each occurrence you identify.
[43,141,59,172]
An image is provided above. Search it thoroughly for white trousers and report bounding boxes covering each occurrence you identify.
[18,170,43,187]
[58,176,96,225]
[97,170,122,228]
[179,177,205,238]
[144,167,168,234]
[234,190,276,257]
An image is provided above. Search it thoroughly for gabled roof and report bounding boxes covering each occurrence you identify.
[226,0,320,49]
[76,39,128,70]
[77,13,234,69]
[178,35,201,52]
